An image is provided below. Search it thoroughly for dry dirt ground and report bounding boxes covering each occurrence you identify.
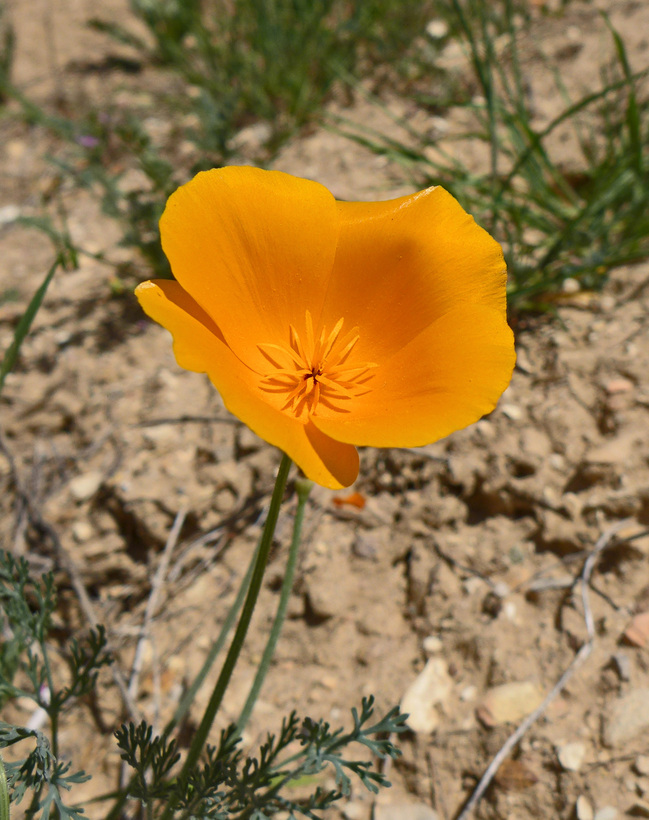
[1,1,649,819]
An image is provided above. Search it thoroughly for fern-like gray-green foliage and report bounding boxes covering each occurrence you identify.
[0,552,110,817]
[0,550,408,819]
[116,696,407,819]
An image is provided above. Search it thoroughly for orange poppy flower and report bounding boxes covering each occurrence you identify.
[136,167,515,489]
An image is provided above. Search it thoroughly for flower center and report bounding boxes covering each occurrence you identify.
[258,310,376,420]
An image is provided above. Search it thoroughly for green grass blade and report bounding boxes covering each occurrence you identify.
[602,13,643,174]
[0,257,60,398]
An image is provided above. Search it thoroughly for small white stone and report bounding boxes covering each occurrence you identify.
[576,796,594,820]
[549,454,566,470]
[72,521,93,543]
[501,403,523,420]
[557,741,586,772]
[69,472,103,502]
[0,204,21,226]
[425,19,449,39]
[562,277,580,293]
[422,636,443,656]
[594,808,618,820]
[401,658,453,734]
[478,681,544,727]
[493,581,510,598]
[635,757,649,776]
[342,800,367,820]
[460,685,478,702]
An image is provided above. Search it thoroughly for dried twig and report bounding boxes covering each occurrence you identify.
[455,518,632,820]
[134,414,237,427]
[128,507,187,706]
[0,429,139,719]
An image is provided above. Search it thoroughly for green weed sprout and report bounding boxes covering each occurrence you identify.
[334,0,649,310]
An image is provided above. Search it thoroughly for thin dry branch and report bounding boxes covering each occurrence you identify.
[0,429,139,720]
[455,518,633,820]
[128,507,187,706]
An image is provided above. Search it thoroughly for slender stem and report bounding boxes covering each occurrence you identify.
[166,534,261,733]
[102,535,263,820]
[236,477,313,733]
[159,453,292,820]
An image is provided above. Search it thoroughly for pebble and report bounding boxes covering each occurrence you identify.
[576,796,594,820]
[374,802,439,820]
[636,757,649,776]
[562,277,580,293]
[401,658,453,734]
[501,403,523,420]
[605,378,634,394]
[342,801,367,820]
[69,471,103,502]
[0,204,21,226]
[611,652,632,682]
[623,612,649,648]
[492,581,510,598]
[72,521,93,543]
[422,636,443,656]
[352,530,381,560]
[603,688,649,747]
[425,19,448,39]
[557,741,586,772]
[477,681,544,727]
[594,808,618,820]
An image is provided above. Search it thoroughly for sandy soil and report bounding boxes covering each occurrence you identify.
[1,1,649,819]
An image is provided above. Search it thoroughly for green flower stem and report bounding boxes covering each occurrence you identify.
[236,477,313,733]
[160,452,292,820]
[166,533,261,733]
[103,526,264,820]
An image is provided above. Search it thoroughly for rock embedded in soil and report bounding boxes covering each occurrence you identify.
[477,681,544,727]
[69,471,103,502]
[342,800,368,820]
[401,658,453,734]
[593,808,618,820]
[603,688,649,747]
[611,652,632,682]
[576,796,594,820]
[557,741,587,772]
[623,612,649,647]
[635,756,649,776]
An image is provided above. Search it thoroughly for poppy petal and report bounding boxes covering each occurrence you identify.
[310,303,515,447]
[159,167,340,372]
[135,279,359,488]
[317,186,507,364]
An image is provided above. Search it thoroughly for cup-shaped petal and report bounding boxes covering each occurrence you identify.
[137,167,516,488]
[135,280,359,488]
[317,186,508,364]
[159,166,340,374]
[310,303,515,446]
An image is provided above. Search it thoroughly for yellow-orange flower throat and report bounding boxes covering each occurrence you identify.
[259,310,377,421]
